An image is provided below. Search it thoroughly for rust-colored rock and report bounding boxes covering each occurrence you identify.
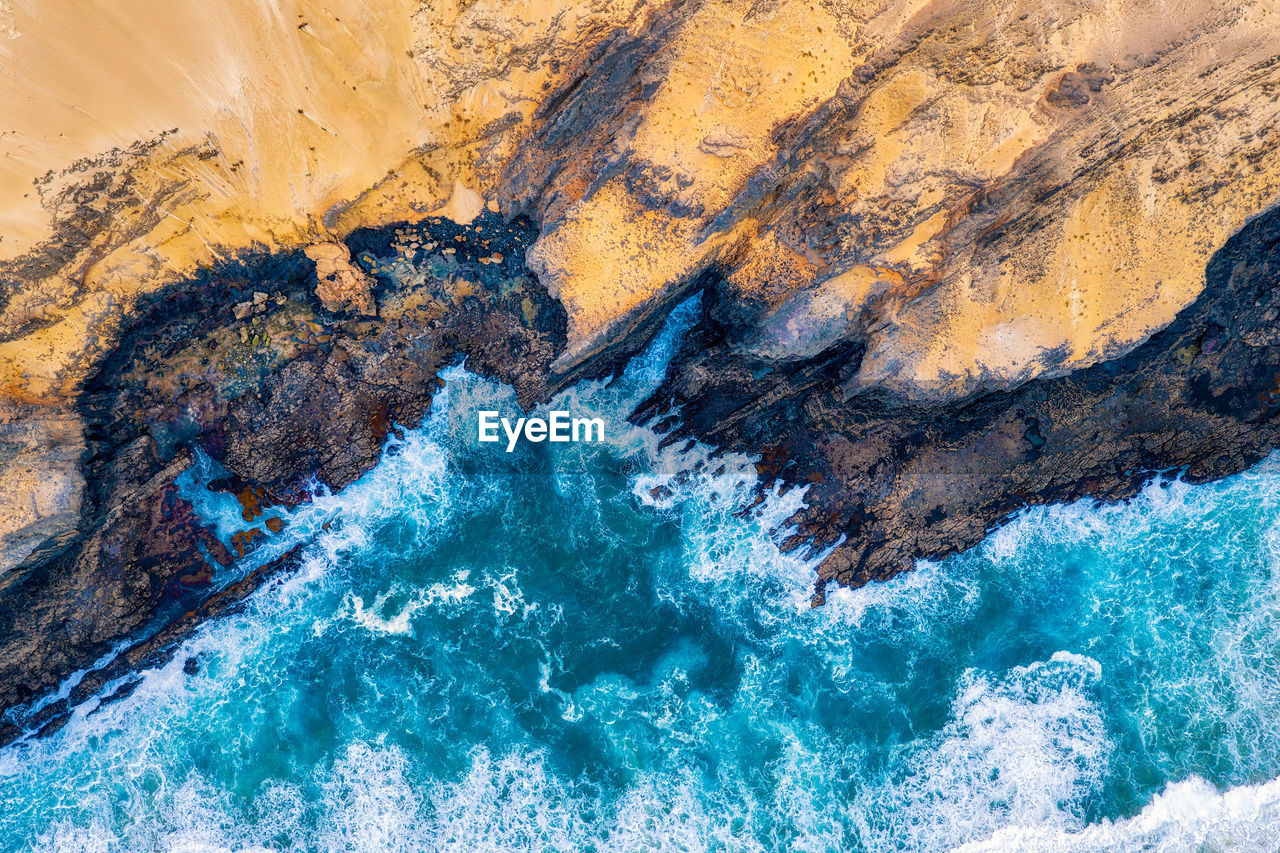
[304,242,377,316]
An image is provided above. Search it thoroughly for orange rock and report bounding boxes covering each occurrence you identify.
[230,527,263,558]
[304,242,377,316]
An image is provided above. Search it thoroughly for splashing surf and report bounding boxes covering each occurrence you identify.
[3,298,1280,851]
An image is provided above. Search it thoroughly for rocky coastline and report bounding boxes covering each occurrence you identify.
[0,214,568,743]
[3,0,1280,748]
[640,204,1280,599]
[2,200,1280,740]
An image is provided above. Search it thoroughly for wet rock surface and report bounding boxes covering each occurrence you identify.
[0,213,566,740]
[4,0,1280,759]
[639,204,1280,599]
[7,198,1280,740]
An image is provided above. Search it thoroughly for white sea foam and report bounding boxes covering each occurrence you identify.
[317,743,427,852]
[961,773,1280,852]
[340,572,477,637]
[20,435,1280,853]
[849,652,1109,852]
[14,293,1280,852]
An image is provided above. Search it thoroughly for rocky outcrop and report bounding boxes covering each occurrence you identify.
[3,0,1280,731]
[0,214,564,740]
[503,0,1280,393]
[639,203,1280,596]
[303,243,377,316]
[0,407,84,570]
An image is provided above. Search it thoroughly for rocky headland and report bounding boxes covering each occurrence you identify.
[1,0,1279,737]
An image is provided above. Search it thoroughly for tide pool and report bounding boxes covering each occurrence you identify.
[3,302,1280,851]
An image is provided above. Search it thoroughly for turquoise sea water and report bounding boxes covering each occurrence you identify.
[4,303,1280,851]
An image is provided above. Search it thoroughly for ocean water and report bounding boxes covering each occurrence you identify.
[4,301,1280,851]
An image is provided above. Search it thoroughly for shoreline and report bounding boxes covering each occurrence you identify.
[5,202,1280,728]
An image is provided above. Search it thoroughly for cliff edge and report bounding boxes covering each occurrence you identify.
[2,0,1280,730]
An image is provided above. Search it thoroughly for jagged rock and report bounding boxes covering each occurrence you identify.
[303,242,377,316]
[0,214,565,737]
[2,0,1280,737]
[0,405,84,575]
[639,205,1280,593]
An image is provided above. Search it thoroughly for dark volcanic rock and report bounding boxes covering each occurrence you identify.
[9,194,1280,741]
[639,204,1280,601]
[0,451,229,717]
[0,213,566,740]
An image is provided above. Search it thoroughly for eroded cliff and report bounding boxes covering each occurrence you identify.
[2,0,1280,731]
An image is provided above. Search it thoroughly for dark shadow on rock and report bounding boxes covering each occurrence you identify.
[639,203,1280,600]
[0,213,567,740]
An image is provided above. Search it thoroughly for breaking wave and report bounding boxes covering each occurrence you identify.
[4,298,1280,851]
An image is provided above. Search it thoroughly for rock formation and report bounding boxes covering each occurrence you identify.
[1,0,1279,731]
[0,214,564,740]
[302,242,377,316]
[639,205,1280,594]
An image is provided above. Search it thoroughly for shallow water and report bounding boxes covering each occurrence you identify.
[4,302,1280,851]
